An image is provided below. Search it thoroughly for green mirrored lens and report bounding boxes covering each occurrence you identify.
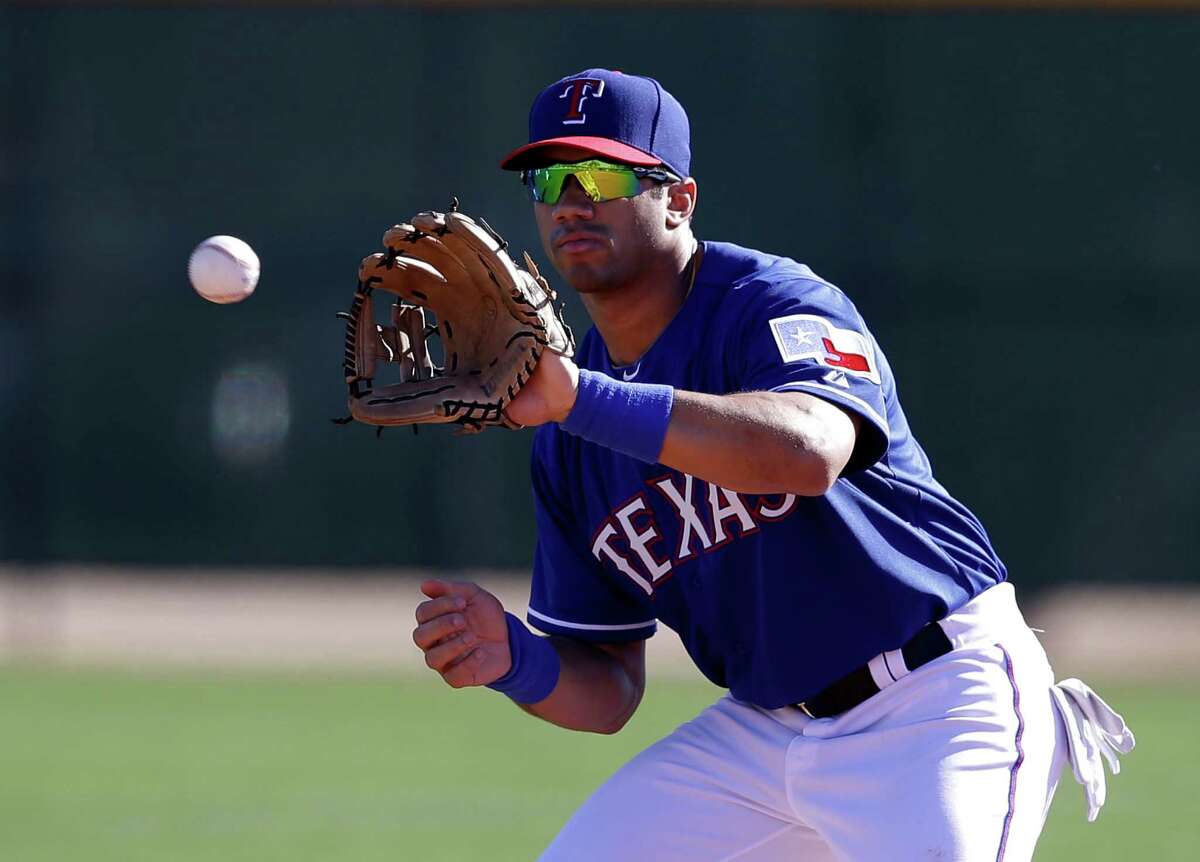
[577,168,640,202]
[528,168,564,203]
[527,161,642,205]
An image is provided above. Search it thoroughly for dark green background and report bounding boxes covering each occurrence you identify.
[2,7,1196,585]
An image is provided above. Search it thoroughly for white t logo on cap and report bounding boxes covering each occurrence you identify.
[559,78,605,125]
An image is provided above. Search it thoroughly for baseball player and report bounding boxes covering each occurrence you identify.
[411,69,1134,860]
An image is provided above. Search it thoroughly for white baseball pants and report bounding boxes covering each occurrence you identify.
[539,584,1077,861]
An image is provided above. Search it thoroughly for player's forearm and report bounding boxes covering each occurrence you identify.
[552,364,857,495]
[658,390,855,495]
[518,637,645,735]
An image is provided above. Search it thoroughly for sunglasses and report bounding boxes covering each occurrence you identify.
[521,159,681,205]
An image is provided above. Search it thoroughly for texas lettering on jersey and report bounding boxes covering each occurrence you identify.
[590,470,799,595]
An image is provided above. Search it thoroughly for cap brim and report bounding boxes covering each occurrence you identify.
[499,136,662,171]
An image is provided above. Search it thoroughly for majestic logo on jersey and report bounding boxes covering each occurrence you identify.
[558,78,605,125]
[768,314,881,384]
[822,369,851,389]
[590,471,799,595]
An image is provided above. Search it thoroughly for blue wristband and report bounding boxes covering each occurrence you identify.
[486,613,561,705]
[560,368,674,463]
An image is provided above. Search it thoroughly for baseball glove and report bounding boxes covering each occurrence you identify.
[337,208,573,432]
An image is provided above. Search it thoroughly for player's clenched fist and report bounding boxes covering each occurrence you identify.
[413,580,511,688]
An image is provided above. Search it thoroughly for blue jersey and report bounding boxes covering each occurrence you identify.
[528,241,1006,709]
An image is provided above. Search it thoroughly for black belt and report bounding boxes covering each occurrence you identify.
[795,622,954,719]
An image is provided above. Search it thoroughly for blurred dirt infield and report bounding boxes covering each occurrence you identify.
[3,566,1199,681]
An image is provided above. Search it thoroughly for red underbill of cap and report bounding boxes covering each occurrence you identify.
[499,136,661,171]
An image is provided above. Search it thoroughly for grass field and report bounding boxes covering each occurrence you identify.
[0,666,1191,861]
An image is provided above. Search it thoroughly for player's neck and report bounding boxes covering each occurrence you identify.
[582,240,700,366]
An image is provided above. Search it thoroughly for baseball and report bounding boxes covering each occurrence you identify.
[188,235,260,304]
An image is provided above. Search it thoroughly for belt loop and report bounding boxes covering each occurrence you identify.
[883,648,910,679]
[867,654,894,690]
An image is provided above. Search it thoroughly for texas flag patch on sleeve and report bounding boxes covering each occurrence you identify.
[768,314,882,385]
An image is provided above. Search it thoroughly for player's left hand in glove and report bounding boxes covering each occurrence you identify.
[338,208,574,432]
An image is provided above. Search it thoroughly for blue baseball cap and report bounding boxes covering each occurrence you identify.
[500,69,691,178]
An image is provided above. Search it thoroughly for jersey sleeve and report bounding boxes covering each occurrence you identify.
[527,428,657,642]
[731,277,890,474]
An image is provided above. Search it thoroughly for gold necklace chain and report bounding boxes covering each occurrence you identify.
[684,241,703,300]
